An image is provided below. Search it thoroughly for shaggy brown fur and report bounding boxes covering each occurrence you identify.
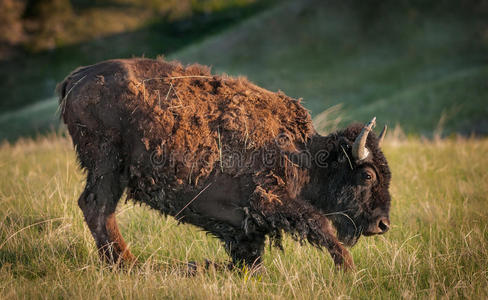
[57,58,392,271]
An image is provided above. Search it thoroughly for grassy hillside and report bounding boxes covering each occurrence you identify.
[174,0,488,136]
[0,0,274,113]
[0,97,59,141]
[1,0,487,141]
[1,136,487,298]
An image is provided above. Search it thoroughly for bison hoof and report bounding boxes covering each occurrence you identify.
[333,248,355,272]
[337,260,355,272]
[337,255,355,272]
[230,262,267,276]
[185,261,199,276]
[183,260,231,276]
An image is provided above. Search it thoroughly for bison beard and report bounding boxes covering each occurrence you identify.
[57,58,392,271]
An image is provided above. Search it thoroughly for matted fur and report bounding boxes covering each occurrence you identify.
[59,58,314,200]
[57,58,391,269]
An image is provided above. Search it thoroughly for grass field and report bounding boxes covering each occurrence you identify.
[1,135,487,298]
[1,0,487,298]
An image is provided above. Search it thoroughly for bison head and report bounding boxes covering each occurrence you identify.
[310,117,391,247]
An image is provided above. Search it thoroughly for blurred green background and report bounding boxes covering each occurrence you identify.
[1,0,487,141]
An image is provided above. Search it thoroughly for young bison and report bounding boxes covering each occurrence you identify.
[57,58,391,271]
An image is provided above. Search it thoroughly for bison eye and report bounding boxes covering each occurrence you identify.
[357,168,376,185]
[362,170,375,182]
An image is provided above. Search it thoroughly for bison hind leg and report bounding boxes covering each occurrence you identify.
[79,168,135,266]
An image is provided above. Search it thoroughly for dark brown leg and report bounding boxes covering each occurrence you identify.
[318,216,354,270]
[106,213,136,263]
[224,231,266,270]
[251,185,354,271]
[78,171,135,265]
[183,229,265,276]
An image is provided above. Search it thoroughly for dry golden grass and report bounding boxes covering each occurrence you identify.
[1,135,487,299]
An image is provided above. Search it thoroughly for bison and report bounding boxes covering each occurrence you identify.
[57,58,391,271]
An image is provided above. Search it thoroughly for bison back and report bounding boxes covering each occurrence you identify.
[57,58,315,200]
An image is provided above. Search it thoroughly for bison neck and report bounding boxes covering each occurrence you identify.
[299,133,345,208]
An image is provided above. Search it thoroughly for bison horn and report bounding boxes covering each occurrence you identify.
[378,124,387,146]
[352,117,376,161]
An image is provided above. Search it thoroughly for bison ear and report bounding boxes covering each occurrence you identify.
[352,117,376,161]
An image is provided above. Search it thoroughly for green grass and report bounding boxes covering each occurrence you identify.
[0,98,59,141]
[0,0,274,113]
[1,0,487,141]
[174,0,488,136]
[1,135,487,298]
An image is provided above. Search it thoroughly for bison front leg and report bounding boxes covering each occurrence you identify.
[183,229,265,275]
[315,216,355,271]
[78,172,135,265]
[251,188,354,271]
[224,230,266,270]
[292,209,354,271]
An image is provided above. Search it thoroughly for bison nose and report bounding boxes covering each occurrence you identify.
[364,217,391,236]
[377,217,390,234]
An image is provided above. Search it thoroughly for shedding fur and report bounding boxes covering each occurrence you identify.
[57,58,391,270]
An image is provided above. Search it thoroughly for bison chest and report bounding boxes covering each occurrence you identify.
[184,174,254,228]
[139,173,253,228]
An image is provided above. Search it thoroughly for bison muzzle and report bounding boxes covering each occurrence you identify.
[57,58,392,271]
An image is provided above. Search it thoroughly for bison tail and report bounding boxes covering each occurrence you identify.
[56,77,70,121]
[55,78,69,103]
[56,66,88,121]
